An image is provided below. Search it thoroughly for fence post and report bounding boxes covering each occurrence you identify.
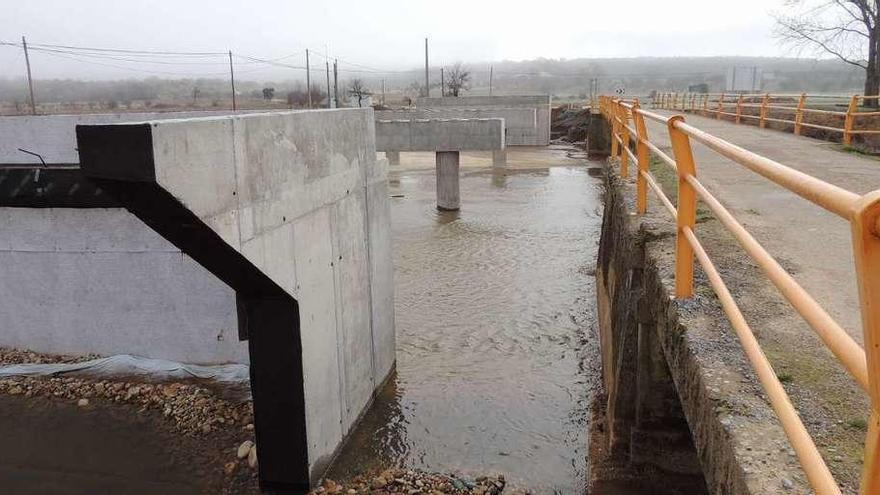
[610,99,620,159]
[844,95,860,146]
[702,94,709,115]
[716,93,725,120]
[851,190,880,495]
[632,101,650,214]
[794,93,807,135]
[736,94,744,124]
[667,115,696,298]
[619,104,631,178]
[759,93,770,128]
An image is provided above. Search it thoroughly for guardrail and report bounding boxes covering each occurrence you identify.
[599,94,880,495]
[652,92,880,145]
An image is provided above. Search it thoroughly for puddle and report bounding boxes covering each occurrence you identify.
[329,152,605,493]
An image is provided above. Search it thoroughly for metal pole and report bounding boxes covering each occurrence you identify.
[228,50,237,111]
[489,66,493,96]
[424,37,429,97]
[325,60,331,109]
[382,78,386,105]
[306,49,312,109]
[333,59,338,108]
[441,68,444,97]
[22,36,36,115]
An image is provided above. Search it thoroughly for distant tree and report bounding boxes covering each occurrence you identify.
[348,79,371,107]
[446,62,471,97]
[262,87,275,100]
[192,86,201,104]
[775,1,880,105]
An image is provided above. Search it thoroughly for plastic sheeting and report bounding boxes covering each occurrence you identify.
[0,354,250,384]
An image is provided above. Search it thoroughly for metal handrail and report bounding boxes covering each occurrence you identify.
[651,92,879,144]
[598,94,880,495]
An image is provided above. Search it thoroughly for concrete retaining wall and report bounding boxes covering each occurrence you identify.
[414,95,551,146]
[0,110,263,164]
[375,118,504,152]
[0,207,243,363]
[375,108,535,146]
[76,108,394,489]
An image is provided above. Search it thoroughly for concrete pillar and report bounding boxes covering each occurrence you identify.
[385,151,400,165]
[588,111,611,159]
[492,149,507,167]
[435,151,460,211]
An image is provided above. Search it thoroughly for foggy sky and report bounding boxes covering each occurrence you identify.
[2,0,789,80]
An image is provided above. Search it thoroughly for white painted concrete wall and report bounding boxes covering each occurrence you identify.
[0,207,244,363]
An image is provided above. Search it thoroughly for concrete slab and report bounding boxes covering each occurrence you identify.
[375,118,504,152]
[376,108,536,146]
[414,95,551,146]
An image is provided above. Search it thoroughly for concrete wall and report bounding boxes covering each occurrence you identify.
[0,207,243,363]
[375,118,504,152]
[76,108,394,486]
[414,95,551,146]
[375,108,535,146]
[0,111,263,164]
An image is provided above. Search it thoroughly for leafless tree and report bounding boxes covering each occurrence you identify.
[445,62,470,97]
[348,78,371,107]
[775,1,880,105]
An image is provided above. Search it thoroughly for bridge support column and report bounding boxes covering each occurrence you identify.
[492,149,507,167]
[385,151,400,166]
[436,151,460,211]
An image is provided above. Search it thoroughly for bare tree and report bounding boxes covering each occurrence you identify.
[262,87,275,100]
[348,78,371,107]
[445,62,471,97]
[775,1,880,105]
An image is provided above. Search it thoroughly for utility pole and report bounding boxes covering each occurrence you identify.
[228,50,237,111]
[440,68,444,97]
[424,37,429,97]
[382,78,386,105]
[333,58,339,108]
[489,66,493,96]
[325,60,331,109]
[22,36,36,115]
[306,49,312,109]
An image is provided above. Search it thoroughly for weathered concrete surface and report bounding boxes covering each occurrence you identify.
[414,95,551,146]
[587,110,610,158]
[435,151,460,210]
[375,108,536,146]
[0,207,243,363]
[75,108,394,491]
[0,110,263,164]
[595,167,812,493]
[375,118,504,152]
[492,149,507,167]
[385,150,400,165]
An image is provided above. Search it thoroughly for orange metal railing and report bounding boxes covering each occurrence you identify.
[599,95,880,495]
[651,92,880,145]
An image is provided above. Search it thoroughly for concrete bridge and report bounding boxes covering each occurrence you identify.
[594,101,880,494]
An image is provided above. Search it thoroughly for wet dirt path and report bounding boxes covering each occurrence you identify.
[329,147,605,493]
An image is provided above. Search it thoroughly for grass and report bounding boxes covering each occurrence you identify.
[646,155,714,223]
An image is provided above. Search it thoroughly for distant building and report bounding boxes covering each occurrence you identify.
[726,67,763,93]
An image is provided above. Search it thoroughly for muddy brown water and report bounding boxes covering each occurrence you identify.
[329,149,605,493]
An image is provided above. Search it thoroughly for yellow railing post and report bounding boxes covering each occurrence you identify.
[795,93,807,135]
[619,104,631,178]
[610,99,620,159]
[736,94,744,124]
[851,190,880,494]
[716,93,725,120]
[668,115,697,298]
[760,93,770,128]
[632,101,650,214]
[845,95,860,146]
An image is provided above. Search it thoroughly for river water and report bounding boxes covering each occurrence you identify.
[329,147,605,493]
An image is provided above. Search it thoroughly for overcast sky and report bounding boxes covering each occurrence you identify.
[2,0,791,80]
